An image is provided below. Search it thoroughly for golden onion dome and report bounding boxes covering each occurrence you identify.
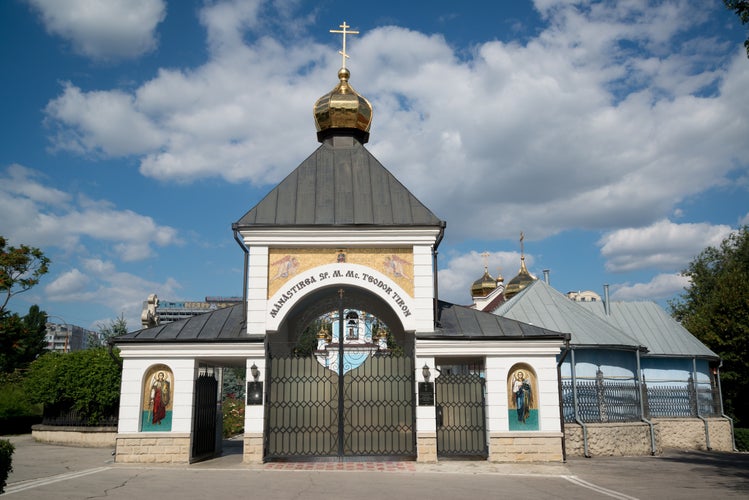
[471,269,497,298]
[313,67,372,143]
[504,257,536,300]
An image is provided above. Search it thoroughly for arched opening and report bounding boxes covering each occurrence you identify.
[264,284,416,461]
[268,284,412,358]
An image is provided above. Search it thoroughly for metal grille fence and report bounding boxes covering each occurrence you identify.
[563,376,721,422]
[42,404,118,427]
[644,381,721,418]
[561,378,641,423]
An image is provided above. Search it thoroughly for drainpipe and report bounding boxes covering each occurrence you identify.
[556,336,571,462]
[693,357,711,450]
[636,349,656,455]
[433,221,446,327]
[232,225,249,329]
[716,360,738,452]
[570,348,590,457]
[603,284,611,316]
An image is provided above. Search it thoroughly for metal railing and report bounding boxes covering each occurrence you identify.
[562,374,721,423]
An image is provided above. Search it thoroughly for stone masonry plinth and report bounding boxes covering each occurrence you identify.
[115,433,191,463]
[489,432,563,462]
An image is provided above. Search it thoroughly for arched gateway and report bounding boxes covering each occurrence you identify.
[113,22,568,464]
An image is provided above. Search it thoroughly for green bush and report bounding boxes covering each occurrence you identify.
[0,439,14,494]
[24,348,122,425]
[735,428,749,452]
[222,396,244,438]
[0,372,42,434]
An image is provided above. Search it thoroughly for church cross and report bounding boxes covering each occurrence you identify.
[520,232,525,257]
[481,251,490,272]
[330,21,359,69]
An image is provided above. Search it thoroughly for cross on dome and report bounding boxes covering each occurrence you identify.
[481,251,490,272]
[330,21,359,69]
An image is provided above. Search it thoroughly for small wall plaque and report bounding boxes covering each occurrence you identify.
[247,381,263,405]
[418,381,434,406]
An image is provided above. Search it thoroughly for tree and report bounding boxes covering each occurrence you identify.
[25,348,122,425]
[724,0,749,58]
[0,305,48,373]
[670,226,749,426]
[95,314,128,345]
[0,236,50,314]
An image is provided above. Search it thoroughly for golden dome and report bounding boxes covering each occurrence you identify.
[504,257,536,299]
[313,67,372,142]
[471,269,497,298]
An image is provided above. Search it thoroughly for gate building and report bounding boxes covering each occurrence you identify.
[113,23,569,464]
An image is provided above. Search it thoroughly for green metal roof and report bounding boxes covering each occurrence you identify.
[578,300,718,359]
[494,280,643,349]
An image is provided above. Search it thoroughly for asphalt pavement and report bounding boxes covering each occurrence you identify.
[2,434,748,499]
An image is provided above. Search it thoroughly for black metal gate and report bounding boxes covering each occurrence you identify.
[191,373,218,461]
[435,373,488,458]
[265,354,415,460]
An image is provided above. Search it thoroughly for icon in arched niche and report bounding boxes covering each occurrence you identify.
[141,364,173,431]
[507,364,538,431]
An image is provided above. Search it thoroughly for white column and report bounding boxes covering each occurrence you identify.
[247,246,269,335]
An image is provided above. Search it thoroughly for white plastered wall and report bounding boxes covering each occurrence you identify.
[117,357,197,434]
[416,340,563,434]
[485,354,561,433]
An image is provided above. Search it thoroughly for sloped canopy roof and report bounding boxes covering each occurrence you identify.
[417,300,568,340]
[579,300,718,359]
[495,280,643,349]
[114,304,262,343]
[234,136,444,228]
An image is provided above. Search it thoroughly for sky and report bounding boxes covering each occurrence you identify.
[1,0,748,332]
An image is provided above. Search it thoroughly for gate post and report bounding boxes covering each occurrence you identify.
[243,357,265,464]
[416,356,437,463]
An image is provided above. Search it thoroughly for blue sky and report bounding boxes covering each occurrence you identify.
[1,0,747,331]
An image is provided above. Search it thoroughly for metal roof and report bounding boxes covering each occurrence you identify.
[234,136,444,228]
[417,300,568,340]
[114,304,262,344]
[494,280,643,349]
[578,300,718,359]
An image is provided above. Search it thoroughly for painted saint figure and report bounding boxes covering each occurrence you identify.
[149,371,170,425]
[512,370,532,423]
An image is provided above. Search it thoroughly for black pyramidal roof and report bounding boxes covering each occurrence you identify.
[235,135,444,228]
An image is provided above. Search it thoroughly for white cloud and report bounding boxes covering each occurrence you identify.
[45,268,90,297]
[45,258,181,328]
[610,273,690,301]
[45,83,166,156]
[39,0,749,243]
[0,164,181,261]
[598,219,734,272]
[25,0,166,61]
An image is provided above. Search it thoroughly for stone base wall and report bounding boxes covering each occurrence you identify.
[243,433,263,464]
[115,433,191,463]
[488,432,563,462]
[653,417,734,452]
[564,422,659,457]
[32,425,117,448]
[416,432,437,463]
